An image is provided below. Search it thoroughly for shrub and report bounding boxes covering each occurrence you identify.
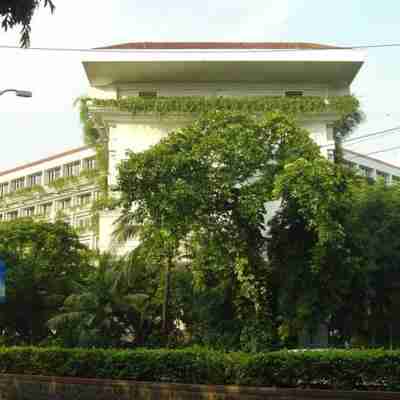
[0,347,399,391]
[236,349,400,391]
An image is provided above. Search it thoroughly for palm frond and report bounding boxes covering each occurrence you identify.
[47,311,86,329]
[112,211,141,244]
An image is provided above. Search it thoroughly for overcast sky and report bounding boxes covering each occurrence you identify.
[1,0,400,170]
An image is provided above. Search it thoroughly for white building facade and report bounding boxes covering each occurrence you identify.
[341,149,400,184]
[3,42,396,252]
[0,146,100,249]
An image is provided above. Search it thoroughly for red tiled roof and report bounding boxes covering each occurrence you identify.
[99,42,342,50]
[0,146,91,178]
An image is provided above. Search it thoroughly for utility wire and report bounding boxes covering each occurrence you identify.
[343,145,400,164]
[344,127,400,146]
[0,43,400,54]
[320,126,400,149]
[363,145,400,157]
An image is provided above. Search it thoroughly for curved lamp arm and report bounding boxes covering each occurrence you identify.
[0,89,32,98]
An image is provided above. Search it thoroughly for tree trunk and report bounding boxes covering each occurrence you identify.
[162,255,172,341]
[333,130,344,165]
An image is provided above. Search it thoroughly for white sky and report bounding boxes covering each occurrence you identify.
[1,0,400,170]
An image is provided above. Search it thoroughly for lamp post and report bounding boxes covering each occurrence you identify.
[0,89,32,98]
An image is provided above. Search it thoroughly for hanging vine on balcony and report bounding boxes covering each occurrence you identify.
[79,95,360,145]
[77,95,361,211]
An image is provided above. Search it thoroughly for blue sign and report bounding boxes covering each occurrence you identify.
[0,260,5,304]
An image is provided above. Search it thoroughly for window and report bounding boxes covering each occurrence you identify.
[10,177,25,192]
[27,172,42,187]
[285,90,303,97]
[23,207,35,217]
[0,183,9,198]
[138,91,157,98]
[58,198,71,210]
[77,193,92,207]
[7,211,18,220]
[358,165,373,178]
[45,167,61,184]
[76,216,92,232]
[63,161,80,177]
[39,203,53,217]
[83,157,96,170]
[94,191,101,200]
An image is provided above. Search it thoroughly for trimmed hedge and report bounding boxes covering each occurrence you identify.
[0,347,399,391]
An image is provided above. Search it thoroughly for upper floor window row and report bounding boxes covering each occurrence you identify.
[0,182,9,198]
[0,156,97,194]
[10,177,25,192]
[28,172,42,187]
[83,157,96,170]
[45,167,61,184]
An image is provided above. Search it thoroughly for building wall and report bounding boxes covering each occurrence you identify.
[0,147,94,185]
[88,82,349,101]
[0,147,99,249]
[341,149,400,183]
[96,111,335,253]
[4,115,400,254]
[115,82,349,98]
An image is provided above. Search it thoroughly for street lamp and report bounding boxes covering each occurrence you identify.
[0,89,32,98]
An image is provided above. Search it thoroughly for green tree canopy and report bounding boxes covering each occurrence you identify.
[340,179,400,347]
[0,219,89,344]
[0,0,55,47]
[116,111,322,345]
[270,162,400,347]
[270,157,370,341]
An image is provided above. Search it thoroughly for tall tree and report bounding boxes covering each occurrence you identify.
[271,162,400,347]
[116,111,321,344]
[339,179,400,347]
[271,158,359,342]
[0,0,55,47]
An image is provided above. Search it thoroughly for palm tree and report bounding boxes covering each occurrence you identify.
[48,253,152,347]
[113,216,182,345]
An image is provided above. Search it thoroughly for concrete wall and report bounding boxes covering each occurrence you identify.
[0,375,398,400]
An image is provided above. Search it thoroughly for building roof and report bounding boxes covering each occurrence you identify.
[343,148,400,171]
[0,146,91,178]
[99,42,342,50]
[85,42,362,86]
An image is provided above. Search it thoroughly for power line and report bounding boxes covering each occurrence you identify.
[351,43,400,49]
[344,127,400,146]
[0,43,400,54]
[364,145,400,157]
[320,126,400,149]
[344,145,400,164]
